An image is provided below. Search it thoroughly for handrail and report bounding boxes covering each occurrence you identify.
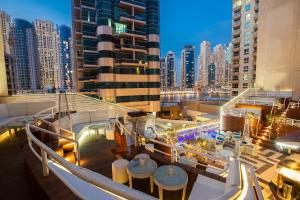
[249,166,264,200]
[28,124,80,166]
[25,124,156,200]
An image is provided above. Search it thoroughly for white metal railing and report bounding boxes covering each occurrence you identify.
[249,166,264,200]
[25,124,156,200]
[285,118,300,128]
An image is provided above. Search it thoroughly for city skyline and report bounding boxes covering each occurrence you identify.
[0,0,232,57]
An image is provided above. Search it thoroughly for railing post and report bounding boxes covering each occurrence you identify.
[76,142,80,166]
[41,149,49,177]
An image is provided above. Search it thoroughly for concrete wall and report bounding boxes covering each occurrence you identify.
[182,100,222,115]
[256,0,300,100]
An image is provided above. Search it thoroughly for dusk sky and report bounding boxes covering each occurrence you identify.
[0,0,232,79]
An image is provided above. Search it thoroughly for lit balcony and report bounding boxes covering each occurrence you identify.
[116,58,147,67]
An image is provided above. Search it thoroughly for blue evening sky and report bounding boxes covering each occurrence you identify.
[0,0,232,80]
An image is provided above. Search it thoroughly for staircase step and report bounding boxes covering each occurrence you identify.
[62,143,75,153]
[58,138,73,146]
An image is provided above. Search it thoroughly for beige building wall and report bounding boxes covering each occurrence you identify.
[256,0,300,100]
[0,25,8,96]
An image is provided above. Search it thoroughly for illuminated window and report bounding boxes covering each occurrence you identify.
[243,74,248,81]
[115,23,127,34]
[245,13,251,21]
[246,0,250,3]
[233,0,242,8]
[245,4,251,11]
[244,31,251,45]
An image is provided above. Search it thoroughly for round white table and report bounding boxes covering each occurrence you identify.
[112,159,129,184]
[153,165,188,200]
[127,158,157,193]
[218,149,234,160]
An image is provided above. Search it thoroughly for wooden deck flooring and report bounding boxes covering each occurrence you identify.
[4,129,226,200]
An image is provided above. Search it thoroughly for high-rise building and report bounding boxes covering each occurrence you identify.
[231,0,259,96]
[34,20,60,90]
[11,19,40,91]
[0,11,15,95]
[72,0,160,112]
[213,44,226,86]
[160,57,166,90]
[180,45,195,88]
[256,0,300,100]
[208,63,216,86]
[224,43,232,85]
[165,51,176,89]
[198,41,211,87]
[59,25,73,91]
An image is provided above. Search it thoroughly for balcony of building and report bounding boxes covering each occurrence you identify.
[120,0,146,12]
[233,12,241,20]
[233,21,241,28]
[253,31,258,39]
[119,25,147,40]
[232,37,240,44]
[119,9,146,25]
[254,4,259,11]
[232,46,240,52]
[254,13,259,21]
[232,29,241,36]
[233,5,242,12]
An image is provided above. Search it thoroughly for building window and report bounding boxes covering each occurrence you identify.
[246,0,251,3]
[243,74,248,81]
[243,83,248,88]
[244,22,251,29]
[244,57,249,63]
[244,49,249,55]
[234,0,242,8]
[245,4,251,12]
[243,66,249,72]
[244,31,251,45]
[245,13,251,21]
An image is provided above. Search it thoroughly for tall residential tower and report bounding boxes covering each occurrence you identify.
[180,45,195,88]
[11,19,40,91]
[72,0,160,112]
[231,0,259,96]
[165,51,176,89]
[198,41,211,87]
[34,20,60,90]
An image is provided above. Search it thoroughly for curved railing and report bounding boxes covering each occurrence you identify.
[24,93,264,200]
[25,123,156,200]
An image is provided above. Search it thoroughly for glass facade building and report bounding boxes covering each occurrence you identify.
[59,25,73,91]
[11,19,40,91]
[72,0,160,112]
[180,45,195,89]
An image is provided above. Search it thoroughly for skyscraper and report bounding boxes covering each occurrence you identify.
[11,19,40,91]
[180,45,195,88]
[72,0,160,112]
[0,11,15,95]
[160,57,166,90]
[165,51,176,89]
[59,25,73,91]
[34,20,60,90]
[213,44,226,86]
[231,0,259,96]
[208,63,216,86]
[224,43,233,86]
[198,41,211,87]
